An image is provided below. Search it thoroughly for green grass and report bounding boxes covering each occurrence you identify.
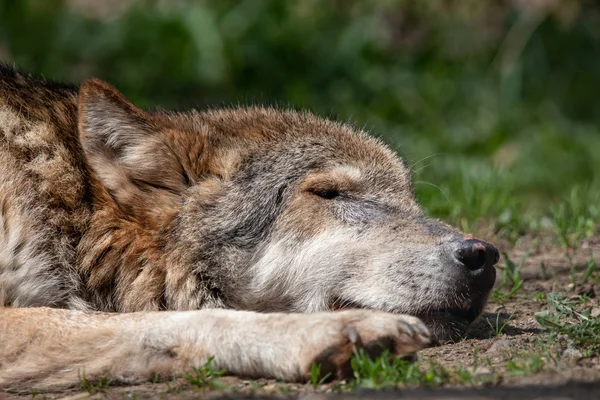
[506,353,545,377]
[490,252,527,306]
[184,357,227,391]
[345,334,571,390]
[535,292,600,356]
[582,257,599,285]
[550,188,599,249]
[309,362,332,389]
[486,311,515,337]
[345,349,488,389]
[78,370,112,394]
[417,167,599,247]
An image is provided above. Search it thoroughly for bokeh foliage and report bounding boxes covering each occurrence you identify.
[0,0,598,242]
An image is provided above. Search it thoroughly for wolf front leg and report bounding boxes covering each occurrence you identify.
[0,307,429,392]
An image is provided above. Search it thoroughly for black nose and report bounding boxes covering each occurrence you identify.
[454,239,500,272]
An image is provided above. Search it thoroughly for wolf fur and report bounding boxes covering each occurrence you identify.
[0,65,497,392]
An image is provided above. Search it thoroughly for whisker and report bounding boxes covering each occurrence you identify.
[412,163,431,174]
[414,181,450,203]
[409,153,439,171]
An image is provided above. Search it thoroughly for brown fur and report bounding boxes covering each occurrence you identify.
[0,65,498,392]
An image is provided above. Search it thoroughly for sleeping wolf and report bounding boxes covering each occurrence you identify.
[0,65,498,391]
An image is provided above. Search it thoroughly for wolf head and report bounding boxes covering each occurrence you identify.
[78,79,497,342]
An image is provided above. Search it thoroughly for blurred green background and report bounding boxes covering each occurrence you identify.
[0,0,598,245]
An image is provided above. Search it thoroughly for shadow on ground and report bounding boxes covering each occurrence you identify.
[230,381,600,400]
[466,312,544,340]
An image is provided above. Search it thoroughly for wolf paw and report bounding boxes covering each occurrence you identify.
[305,310,430,380]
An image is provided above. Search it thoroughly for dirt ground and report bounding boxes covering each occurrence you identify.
[3,236,600,400]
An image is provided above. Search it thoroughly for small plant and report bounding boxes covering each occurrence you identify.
[184,356,227,391]
[534,292,546,305]
[246,380,266,393]
[506,354,544,376]
[346,349,490,389]
[502,251,527,288]
[309,362,332,389]
[550,186,598,249]
[348,349,448,389]
[540,261,550,280]
[78,369,112,394]
[276,384,295,394]
[535,292,600,354]
[491,252,528,305]
[582,257,598,285]
[486,311,515,336]
[566,255,598,286]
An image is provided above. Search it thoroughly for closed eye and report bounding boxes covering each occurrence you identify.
[310,189,341,200]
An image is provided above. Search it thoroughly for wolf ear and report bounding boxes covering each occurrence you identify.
[78,79,190,218]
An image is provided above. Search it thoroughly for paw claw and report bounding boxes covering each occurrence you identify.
[414,321,431,343]
[397,320,415,336]
[303,310,430,380]
[342,325,360,344]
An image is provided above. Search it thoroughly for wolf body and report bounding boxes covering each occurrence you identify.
[0,66,498,391]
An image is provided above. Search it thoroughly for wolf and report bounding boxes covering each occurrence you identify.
[0,65,498,392]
